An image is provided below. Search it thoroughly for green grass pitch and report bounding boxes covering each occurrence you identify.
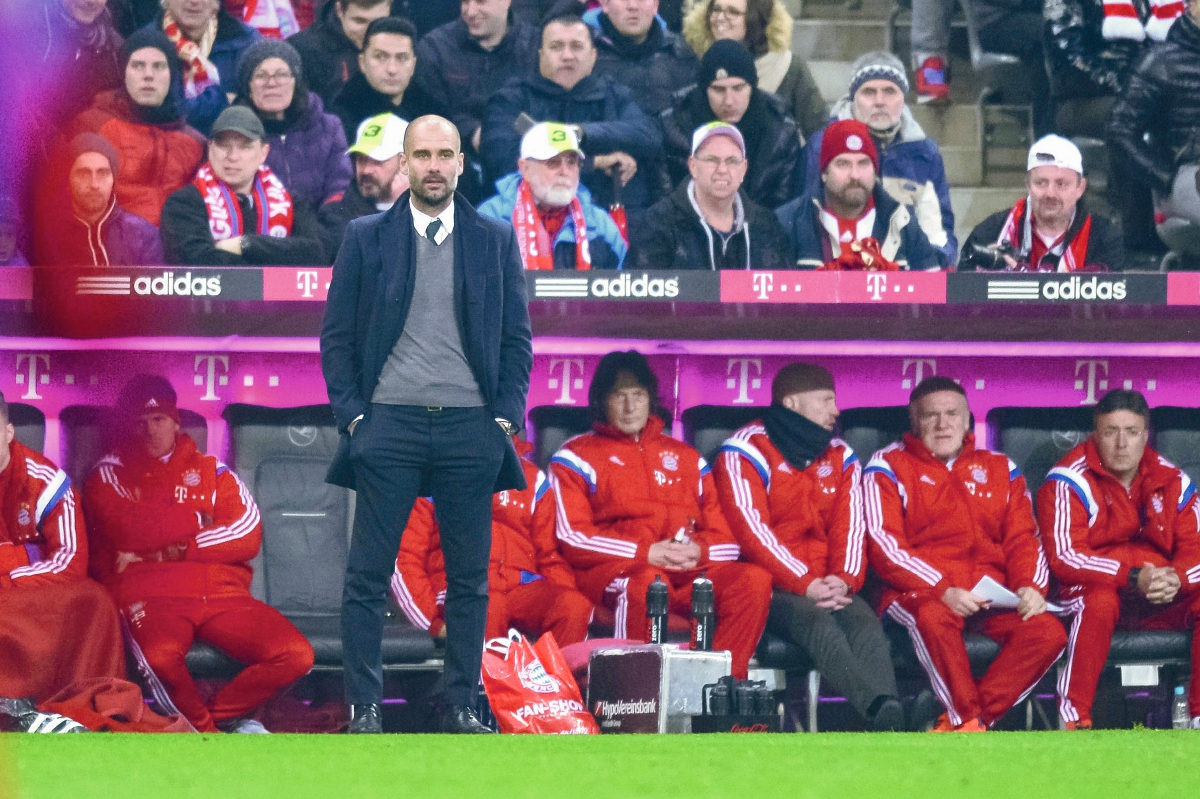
[3,731,1197,799]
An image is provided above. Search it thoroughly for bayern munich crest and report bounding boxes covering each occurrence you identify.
[1152,495,1164,513]
[183,471,201,487]
[17,508,31,526]
[971,467,988,484]
[518,661,561,694]
[662,454,679,471]
[818,464,833,478]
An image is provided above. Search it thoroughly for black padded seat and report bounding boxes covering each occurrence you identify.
[9,403,46,454]
[1107,630,1192,663]
[985,407,1094,496]
[1149,407,1200,484]
[837,406,910,463]
[527,405,673,469]
[680,405,762,464]
[58,404,208,488]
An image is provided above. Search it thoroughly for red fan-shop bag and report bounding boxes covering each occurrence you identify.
[481,630,599,735]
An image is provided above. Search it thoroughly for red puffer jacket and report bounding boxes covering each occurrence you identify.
[713,422,865,596]
[862,433,1049,609]
[1037,439,1200,593]
[548,415,741,572]
[84,434,261,604]
[0,441,87,589]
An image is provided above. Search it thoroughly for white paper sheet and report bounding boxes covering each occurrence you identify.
[971,575,1064,614]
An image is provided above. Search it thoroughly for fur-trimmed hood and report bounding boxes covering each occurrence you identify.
[682,0,792,58]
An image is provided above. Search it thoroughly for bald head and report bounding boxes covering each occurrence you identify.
[400,114,464,215]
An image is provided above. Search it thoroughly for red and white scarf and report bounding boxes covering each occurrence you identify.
[1102,0,1183,41]
[192,163,294,241]
[996,196,1092,272]
[818,195,876,259]
[511,179,590,271]
[163,11,220,99]
[242,0,299,39]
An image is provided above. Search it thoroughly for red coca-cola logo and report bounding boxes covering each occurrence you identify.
[729,722,770,733]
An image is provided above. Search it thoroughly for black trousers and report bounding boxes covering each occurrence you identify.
[768,591,897,720]
[342,404,506,707]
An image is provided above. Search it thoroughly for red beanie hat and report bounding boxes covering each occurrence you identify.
[818,119,879,175]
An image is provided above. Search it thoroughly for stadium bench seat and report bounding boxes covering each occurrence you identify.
[984,406,1093,495]
[10,403,45,454]
[187,404,436,678]
[680,405,761,464]
[837,406,910,462]
[527,406,674,470]
[58,404,207,489]
[1149,407,1200,484]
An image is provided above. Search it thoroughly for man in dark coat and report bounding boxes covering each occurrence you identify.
[634,122,788,270]
[320,115,532,735]
[661,40,799,209]
[35,0,125,127]
[287,0,392,106]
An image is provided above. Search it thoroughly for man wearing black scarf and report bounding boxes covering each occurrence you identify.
[585,0,696,118]
[713,362,903,731]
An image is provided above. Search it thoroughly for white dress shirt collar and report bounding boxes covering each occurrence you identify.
[410,199,455,245]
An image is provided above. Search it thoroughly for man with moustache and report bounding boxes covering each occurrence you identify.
[321,115,532,734]
[961,135,1123,271]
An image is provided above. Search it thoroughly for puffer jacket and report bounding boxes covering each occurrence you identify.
[863,433,1050,610]
[549,415,742,573]
[39,197,163,267]
[329,71,441,146]
[584,9,698,117]
[661,85,800,209]
[680,0,828,137]
[286,0,360,106]
[1108,12,1200,194]
[84,433,263,605]
[66,89,206,226]
[482,72,665,212]
[1044,0,1148,101]
[35,0,124,126]
[251,93,352,212]
[477,173,627,270]
[802,102,956,265]
[632,180,790,270]
[775,181,942,270]
[713,422,864,596]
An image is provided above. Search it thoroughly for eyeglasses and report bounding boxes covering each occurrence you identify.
[709,4,746,18]
[695,155,745,169]
[251,71,295,85]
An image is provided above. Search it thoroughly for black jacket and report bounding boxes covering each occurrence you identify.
[329,71,441,145]
[413,17,540,146]
[662,85,800,209]
[1044,0,1147,101]
[287,0,361,107]
[318,181,384,261]
[320,193,533,492]
[1108,13,1200,193]
[587,11,698,117]
[481,72,665,211]
[633,181,790,270]
[961,200,1125,271]
[160,182,328,266]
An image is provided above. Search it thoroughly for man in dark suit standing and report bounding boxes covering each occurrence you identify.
[321,114,533,734]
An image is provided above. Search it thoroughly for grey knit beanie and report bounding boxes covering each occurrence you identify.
[235,40,304,100]
[847,50,909,99]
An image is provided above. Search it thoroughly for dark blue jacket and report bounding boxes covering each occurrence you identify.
[481,72,664,211]
[41,198,163,266]
[256,92,353,212]
[321,193,533,492]
[775,182,942,270]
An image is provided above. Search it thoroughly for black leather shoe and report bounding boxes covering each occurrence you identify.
[907,689,941,732]
[869,697,905,732]
[440,705,494,734]
[347,703,383,734]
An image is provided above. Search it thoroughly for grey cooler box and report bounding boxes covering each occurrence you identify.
[586,644,731,733]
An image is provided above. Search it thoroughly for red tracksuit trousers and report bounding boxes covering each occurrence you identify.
[486,580,594,646]
[1057,585,1200,724]
[575,561,772,678]
[887,594,1067,727]
[124,594,314,732]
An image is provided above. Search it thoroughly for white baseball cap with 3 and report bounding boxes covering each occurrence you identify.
[520,122,584,161]
[1027,134,1084,175]
[348,113,408,161]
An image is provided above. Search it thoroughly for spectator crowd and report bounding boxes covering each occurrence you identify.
[8,0,1200,271]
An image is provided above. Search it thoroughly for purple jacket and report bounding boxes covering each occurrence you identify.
[262,93,353,212]
[41,199,163,266]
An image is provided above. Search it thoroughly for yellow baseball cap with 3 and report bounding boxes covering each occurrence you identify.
[347,113,408,161]
[519,122,584,161]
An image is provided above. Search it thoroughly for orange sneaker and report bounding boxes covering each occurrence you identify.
[1064,720,1092,731]
[929,712,955,732]
[955,717,987,732]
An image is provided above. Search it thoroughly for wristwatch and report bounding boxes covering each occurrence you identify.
[495,417,516,436]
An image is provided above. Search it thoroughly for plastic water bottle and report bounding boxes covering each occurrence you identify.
[646,576,669,644]
[691,572,715,651]
[1172,685,1189,729]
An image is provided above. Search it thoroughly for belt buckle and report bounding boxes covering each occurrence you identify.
[426,406,443,412]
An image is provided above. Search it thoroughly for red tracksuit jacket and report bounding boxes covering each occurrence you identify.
[392,446,577,633]
[1037,439,1200,593]
[0,440,87,589]
[84,434,262,603]
[549,416,741,571]
[862,433,1050,608]
[713,422,865,595]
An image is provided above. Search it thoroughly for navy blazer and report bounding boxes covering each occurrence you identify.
[320,192,533,492]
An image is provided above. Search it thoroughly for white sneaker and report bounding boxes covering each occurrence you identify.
[25,712,87,734]
[225,718,270,734]
[1191,716,1200,729]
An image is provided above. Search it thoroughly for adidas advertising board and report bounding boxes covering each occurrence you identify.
[71,268,264,301]
[526,271,717,302]
[947,273,1165,304]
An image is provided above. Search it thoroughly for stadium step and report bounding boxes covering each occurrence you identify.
[949,185,1025,246]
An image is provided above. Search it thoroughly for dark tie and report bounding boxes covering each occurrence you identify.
[426,219,443,245]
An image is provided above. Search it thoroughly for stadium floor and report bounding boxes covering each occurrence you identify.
[2,730,1197,798]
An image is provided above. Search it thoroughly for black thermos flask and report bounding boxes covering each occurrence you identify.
[691,572,715,651]
[646,575,669,644]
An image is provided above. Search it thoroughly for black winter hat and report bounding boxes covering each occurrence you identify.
[236,40,304,100]
[117,374,180,422]
[698,39,758,89]
[120,28,185,119]
[67,133,120,181]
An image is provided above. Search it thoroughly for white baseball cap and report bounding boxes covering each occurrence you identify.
[1027,134,1083,175]
[348,113,407,161]
[690,121,746,158]
[520,122,584,161]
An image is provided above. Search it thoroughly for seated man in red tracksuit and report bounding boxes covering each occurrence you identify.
[550,350,772,679]
[1038,389,1200,730]
[85,375,314,733]
[863,377,1065,732]
[392,441,593,645]
[713,363,903,731]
